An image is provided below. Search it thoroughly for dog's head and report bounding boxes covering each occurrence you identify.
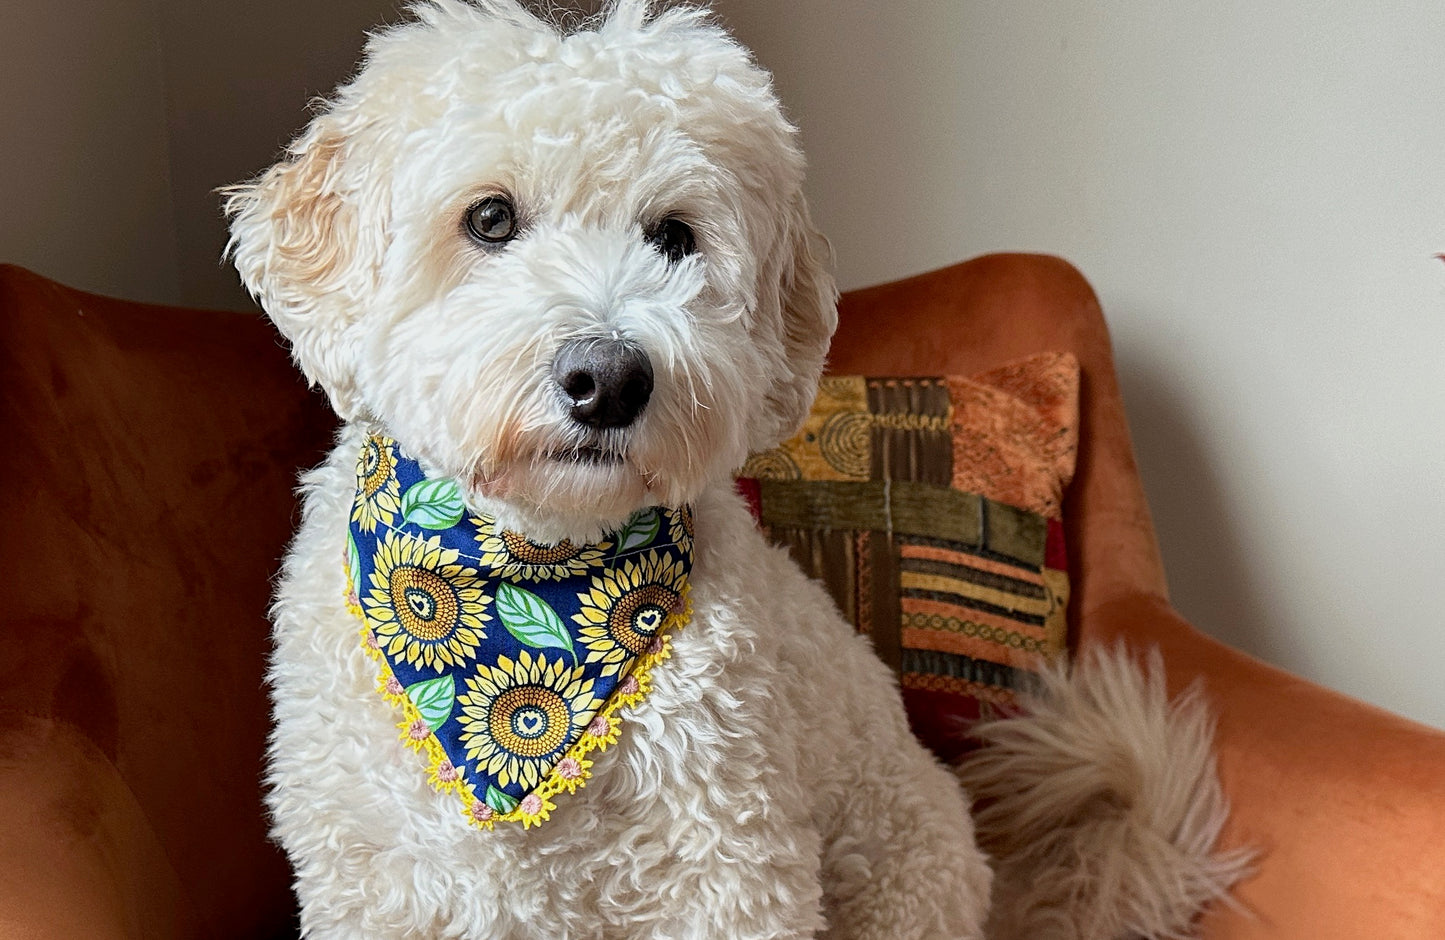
[225,0,835,542]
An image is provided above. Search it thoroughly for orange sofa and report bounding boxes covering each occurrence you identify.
[3,256,1443,938]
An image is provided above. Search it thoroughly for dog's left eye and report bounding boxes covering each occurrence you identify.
[465,196,518,245]
[646,217,697,264]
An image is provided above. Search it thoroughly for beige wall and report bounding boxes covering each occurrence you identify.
[1,0,398,310]
[717,0,1445,728]
[158,0,403,310]
[1,0,179,302]
[7,1,1441,726]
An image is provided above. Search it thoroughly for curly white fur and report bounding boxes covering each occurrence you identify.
[225,0,834,547]
[225,2,991,936]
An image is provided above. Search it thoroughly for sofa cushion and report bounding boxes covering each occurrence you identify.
[736,352,1078,761]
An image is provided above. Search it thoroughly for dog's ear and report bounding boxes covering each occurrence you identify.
[223,117,381,421]
[753,195,838,449]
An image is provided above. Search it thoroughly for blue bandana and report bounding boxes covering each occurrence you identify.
[344,434,694,829]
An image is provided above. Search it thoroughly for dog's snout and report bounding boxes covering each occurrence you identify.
[553,338,654,430]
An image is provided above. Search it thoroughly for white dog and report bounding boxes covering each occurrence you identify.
[227,2,1248,937]
[227,2,994,936]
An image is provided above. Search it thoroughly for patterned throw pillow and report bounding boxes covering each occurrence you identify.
[735,352,1079,762]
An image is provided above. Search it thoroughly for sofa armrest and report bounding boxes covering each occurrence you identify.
[0,717,199,939]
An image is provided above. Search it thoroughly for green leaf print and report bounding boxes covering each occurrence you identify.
[495,582,575,661]
[485,785,519,814]
[405,675,455,733]
[613,507,660,554]
[346,531,362,599]
[400,478,466,530]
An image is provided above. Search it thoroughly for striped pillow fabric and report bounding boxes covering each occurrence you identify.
[735,352,1079,761]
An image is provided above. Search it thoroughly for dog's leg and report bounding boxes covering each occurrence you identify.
[815,745,992,940]
[740,533,993,939]
[618,826,828,940]
[778,608,991,940]
[579,680,832,938]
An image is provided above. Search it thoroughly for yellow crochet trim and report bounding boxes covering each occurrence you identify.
[351,567,692,831]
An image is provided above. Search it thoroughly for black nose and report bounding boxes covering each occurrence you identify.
[552,338,654,430]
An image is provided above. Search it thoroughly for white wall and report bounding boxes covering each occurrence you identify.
[716,0,1445,728]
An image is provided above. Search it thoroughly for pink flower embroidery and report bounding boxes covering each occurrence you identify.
[618,675,639,696]
[407,719,430,740]
[647,636,665,655]
[587,715,610,737]
[385,676,404,696]
[520,794,543,816]
[436,760,459,783]
[556,757,582,780]
[470,801,493,821]
[364,630,380,650]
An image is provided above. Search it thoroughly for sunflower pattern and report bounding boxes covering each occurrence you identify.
[458,651,603,793]
[362,531,490,671]
[352,435,401,533]
[473,523,610,581]
[664,505,694,558]
[345,434,693,830]
[576,551,689,676]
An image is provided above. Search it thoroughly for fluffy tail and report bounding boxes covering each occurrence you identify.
[956,644,1253,940]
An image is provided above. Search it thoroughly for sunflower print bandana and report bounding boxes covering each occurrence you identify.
[344,434,694,829]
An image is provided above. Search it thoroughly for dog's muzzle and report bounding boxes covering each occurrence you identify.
[553,338,653,430]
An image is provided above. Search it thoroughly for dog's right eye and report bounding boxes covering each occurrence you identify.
[465,196,518,245]
[646,217,697,264]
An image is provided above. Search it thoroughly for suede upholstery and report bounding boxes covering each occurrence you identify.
[3,256,1443,937]
[0,265,330,937]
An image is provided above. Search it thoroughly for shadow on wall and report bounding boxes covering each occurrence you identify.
[1113,341,1305,673]
[163,0,407,312]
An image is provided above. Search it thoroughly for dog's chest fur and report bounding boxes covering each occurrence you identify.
[264,424,932,936]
